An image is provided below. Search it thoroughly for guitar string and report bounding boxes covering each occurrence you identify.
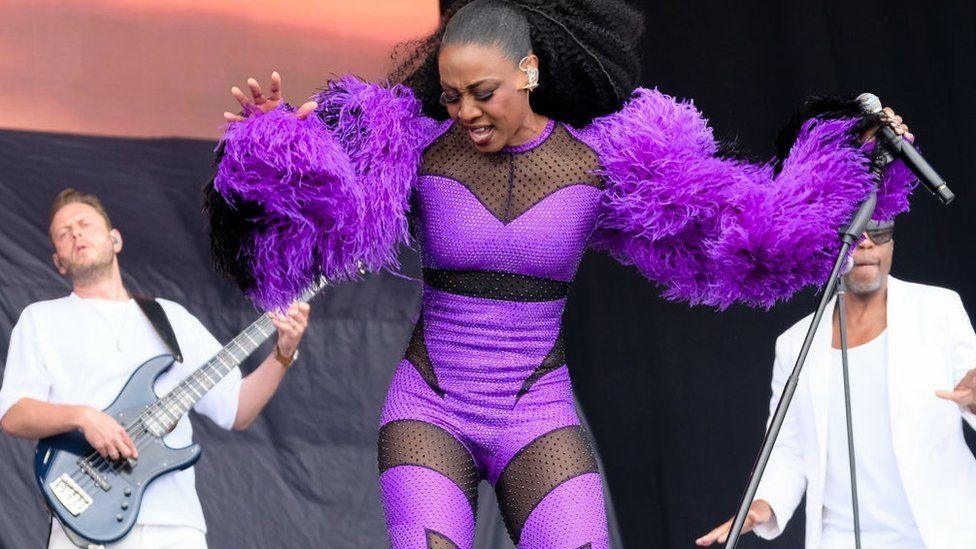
[65,277,325,494]
[69,320,273,489]
[78,317,275,486]
[71,327,267,487]
[72,310,283,489]
[71,353,243,491]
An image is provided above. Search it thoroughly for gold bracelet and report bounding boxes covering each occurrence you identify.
[275,345,298,369]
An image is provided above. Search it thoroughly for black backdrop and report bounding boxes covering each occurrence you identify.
[554,0,976,547]
[1,1,975,548]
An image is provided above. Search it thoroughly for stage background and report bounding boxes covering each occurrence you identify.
[2,0,975,547]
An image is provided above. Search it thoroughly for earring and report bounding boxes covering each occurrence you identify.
[519,56,539,92]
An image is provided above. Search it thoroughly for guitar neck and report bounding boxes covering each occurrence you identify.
[146,279,327,432]
[155,315,275,423]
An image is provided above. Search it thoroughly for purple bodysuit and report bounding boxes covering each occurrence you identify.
[380,119,609,548]
[210,76,916,549]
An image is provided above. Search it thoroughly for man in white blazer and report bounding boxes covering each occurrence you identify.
[698,220,976,548]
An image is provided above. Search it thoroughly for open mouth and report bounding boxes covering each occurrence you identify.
[466,125,494,146]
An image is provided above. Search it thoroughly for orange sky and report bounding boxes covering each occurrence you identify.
[0,0,440,140]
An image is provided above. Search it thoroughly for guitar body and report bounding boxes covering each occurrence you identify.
[28,281,324,547]
[34,355,201,546]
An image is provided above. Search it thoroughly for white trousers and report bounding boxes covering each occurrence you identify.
[49,523,207,549]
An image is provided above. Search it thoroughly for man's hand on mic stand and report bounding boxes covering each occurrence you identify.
[861,106,914,143]
[696,500,775,546]
[936,368,976,414]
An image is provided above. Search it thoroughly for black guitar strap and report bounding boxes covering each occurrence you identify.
[134,295,184,363]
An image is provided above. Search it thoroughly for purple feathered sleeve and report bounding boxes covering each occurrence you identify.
[208,76,440,309]
[584,88,916,309]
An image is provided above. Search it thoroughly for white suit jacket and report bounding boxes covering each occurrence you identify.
[753,277,976,548]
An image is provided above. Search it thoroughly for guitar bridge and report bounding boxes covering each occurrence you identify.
[50,473,93,516]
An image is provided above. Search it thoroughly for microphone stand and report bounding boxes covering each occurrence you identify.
[723,191,877,549]
[836,276,863,549]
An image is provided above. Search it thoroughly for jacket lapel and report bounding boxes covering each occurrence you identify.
[808,297,834,491]
[885,277,914,494]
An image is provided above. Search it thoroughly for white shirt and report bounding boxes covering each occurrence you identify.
[0,293,242,534]
[753,277,976,548]
[821,330,925,548]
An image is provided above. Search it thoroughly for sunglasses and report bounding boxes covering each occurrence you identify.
[864,227,894,244]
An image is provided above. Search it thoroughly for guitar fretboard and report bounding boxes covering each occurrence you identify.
[142,279,326,435]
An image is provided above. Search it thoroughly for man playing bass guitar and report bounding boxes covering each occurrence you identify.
[0,189,310,548]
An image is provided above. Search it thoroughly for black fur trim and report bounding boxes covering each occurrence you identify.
[773,94,882,174]
[203,176,261,294]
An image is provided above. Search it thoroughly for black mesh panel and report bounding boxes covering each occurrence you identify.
[425,529,459,549]
[515,326,566,403]
[421,123,603,225]
[494,425,599,543]
[403,316,445,397]
[423,269,569,302]
[378,420,480,513]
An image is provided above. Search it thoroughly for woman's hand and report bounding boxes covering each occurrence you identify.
[223,71,318,122]
[861,106,914,143]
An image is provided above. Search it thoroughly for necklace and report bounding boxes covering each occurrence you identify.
[78,290,131,352]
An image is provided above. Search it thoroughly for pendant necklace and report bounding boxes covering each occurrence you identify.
[80,290,131,352]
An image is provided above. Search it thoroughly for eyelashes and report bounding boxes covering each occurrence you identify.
[439,91,496,106]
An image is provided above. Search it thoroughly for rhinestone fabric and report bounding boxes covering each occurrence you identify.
[380,120,609,548]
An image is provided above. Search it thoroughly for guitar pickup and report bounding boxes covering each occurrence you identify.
[50,473,93,516]
[77,459,112,492]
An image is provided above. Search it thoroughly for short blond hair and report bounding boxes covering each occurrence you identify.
[49,188,113,230]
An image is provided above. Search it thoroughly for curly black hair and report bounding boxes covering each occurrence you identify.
[388,0,645,128]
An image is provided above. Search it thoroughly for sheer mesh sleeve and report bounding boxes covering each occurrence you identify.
[583,88,916,309]
[207,76,443,309]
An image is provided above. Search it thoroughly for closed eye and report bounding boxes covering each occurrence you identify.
[439,90,495,106]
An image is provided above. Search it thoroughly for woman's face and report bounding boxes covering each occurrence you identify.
[438,43,536,153]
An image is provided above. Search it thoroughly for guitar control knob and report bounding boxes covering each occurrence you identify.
[121,502,129,510]
[123,488,131,496]
[116,514,124,522]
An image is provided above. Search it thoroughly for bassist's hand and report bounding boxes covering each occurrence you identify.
[77,407,138,461]
[270,301,310,359]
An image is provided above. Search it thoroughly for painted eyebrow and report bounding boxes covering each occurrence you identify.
[440,79,500,91]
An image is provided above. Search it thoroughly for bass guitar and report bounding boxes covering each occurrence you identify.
[34,281,325,547]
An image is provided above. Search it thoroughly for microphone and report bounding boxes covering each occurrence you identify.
[857,93,954,205]
[841,253,855,276]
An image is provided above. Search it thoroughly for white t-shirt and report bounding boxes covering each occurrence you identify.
[0,293,242,534]
[821,329,925,548]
